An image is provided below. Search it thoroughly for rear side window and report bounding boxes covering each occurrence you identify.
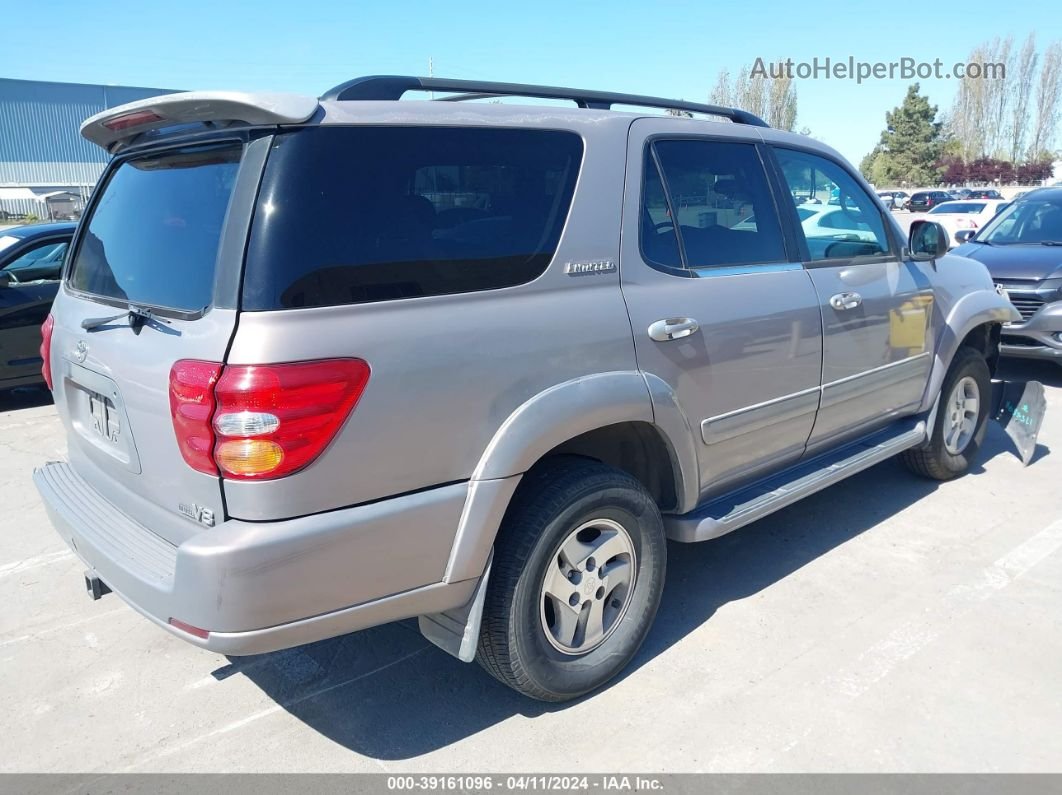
[641,139,787,272]
[68,144,241,313]
[242,126,583,310]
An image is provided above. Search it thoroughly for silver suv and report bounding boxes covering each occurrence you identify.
[34,76,1018,702]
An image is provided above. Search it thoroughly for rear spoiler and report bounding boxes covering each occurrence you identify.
[81,91,319,152]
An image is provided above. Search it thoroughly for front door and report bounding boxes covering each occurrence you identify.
[770,146,935,451]
[0,237,67,386]
[620,120,823,502]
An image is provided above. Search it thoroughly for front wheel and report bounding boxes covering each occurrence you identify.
[902,346,991,480]
[476,458,666,702]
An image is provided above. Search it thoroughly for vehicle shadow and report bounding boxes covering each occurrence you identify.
[233,407,1040,760]
[0,385,53,413]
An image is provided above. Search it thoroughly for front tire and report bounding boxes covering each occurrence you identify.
[902,346,991,480]
[476,458,666,702]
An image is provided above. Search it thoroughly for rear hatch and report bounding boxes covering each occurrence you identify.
[49,137,267,545]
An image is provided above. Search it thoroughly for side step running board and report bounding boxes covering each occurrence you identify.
[664,420,927,543]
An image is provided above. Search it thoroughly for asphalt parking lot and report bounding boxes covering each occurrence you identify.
[2,359,1061,773]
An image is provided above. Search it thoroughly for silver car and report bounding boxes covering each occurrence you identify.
[33,76,1017,701]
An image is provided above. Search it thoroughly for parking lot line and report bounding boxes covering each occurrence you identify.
[828,515,1062,700]
[768,515,1062,760]
[0,549,72,579]
[0,607,126,649]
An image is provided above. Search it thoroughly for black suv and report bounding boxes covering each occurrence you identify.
[909,191,953,212]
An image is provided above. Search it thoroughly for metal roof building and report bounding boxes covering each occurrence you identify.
[0,78,177,220]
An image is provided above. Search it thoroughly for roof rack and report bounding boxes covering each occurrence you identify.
[319,75,770,127]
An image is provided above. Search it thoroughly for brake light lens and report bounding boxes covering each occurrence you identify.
[40,314,55,390]
[169,360,223,475]
[212,359,370,480]
[103,109,163,132]
[168,358,371,481]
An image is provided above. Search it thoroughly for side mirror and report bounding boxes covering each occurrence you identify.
[909,220,948,260]
[954,229,976,245]
[0,271,11,288]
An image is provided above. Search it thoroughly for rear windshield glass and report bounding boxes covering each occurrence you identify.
[242,126,583,310]
[68,144,242,313]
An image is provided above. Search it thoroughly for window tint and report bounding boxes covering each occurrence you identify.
[641,139,786,271]
[2,240,68,278]
[774,148,890,261]
[242,127,583,310]
[68,145,241,312]
[2,239,67,273]
[640,155,683,269]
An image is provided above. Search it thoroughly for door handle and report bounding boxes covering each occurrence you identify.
[648,317,701,342]
[829,292,862,311]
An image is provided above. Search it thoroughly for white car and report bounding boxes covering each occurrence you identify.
[916,200,1010,248]
[799,203,879,239]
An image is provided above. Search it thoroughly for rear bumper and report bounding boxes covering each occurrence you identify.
[1000,300,1062,364]
[33,462,478,655]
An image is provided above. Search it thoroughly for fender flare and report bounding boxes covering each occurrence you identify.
[922,289,1019,414]
[422,372,700,660]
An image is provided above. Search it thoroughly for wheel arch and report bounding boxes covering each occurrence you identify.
[422,372,697,662]
[922,289,1017,414]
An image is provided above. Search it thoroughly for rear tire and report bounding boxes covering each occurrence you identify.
[476,457,666,702]
[902,346,991,480]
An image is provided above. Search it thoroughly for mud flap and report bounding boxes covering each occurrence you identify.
[418,557,492,663]
[990,380,1047,466]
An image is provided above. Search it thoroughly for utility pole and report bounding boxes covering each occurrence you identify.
[429,56,434,99]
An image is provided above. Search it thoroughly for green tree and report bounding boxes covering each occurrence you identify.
[863,84,946,186]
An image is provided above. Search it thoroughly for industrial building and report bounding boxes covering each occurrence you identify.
[0,78,177,221]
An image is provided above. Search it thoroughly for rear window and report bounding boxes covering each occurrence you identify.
[68,144,242,313]
[241,126,583,310]
[929,202,985,214]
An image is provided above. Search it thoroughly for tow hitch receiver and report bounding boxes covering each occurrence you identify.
[85,571,112,601]
[991,380,1047,466]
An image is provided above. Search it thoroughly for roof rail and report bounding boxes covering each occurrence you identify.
[319,75,770,127]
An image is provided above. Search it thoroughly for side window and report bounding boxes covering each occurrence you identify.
[774,148,890,262]
[641,139,787,271]
[1,240,68,281]
[243,128,583,310]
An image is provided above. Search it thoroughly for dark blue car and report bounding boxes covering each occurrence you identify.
[0,222,77,390]
[952,187,1062,366]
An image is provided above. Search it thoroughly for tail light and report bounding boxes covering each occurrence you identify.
[40,314,55,390]
[169,360,223,475]
[168,359,370,480]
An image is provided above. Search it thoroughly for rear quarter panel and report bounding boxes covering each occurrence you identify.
[223,110,641,521]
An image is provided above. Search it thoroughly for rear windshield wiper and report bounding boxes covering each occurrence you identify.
[1041,241,1062,246]
[82,304,173,331]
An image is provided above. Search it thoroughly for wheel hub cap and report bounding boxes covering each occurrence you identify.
[539,518,637,655]
[943,375,980,455]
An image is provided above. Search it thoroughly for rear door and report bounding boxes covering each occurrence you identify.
[620,121,823,500]
[769,145,935,451]
[49,137,267,544]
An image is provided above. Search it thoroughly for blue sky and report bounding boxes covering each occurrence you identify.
[4,0,1059,164]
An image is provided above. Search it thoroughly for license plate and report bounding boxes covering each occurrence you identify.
[88,390,121,444]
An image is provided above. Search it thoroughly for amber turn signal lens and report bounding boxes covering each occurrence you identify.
[215,439,285,476]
